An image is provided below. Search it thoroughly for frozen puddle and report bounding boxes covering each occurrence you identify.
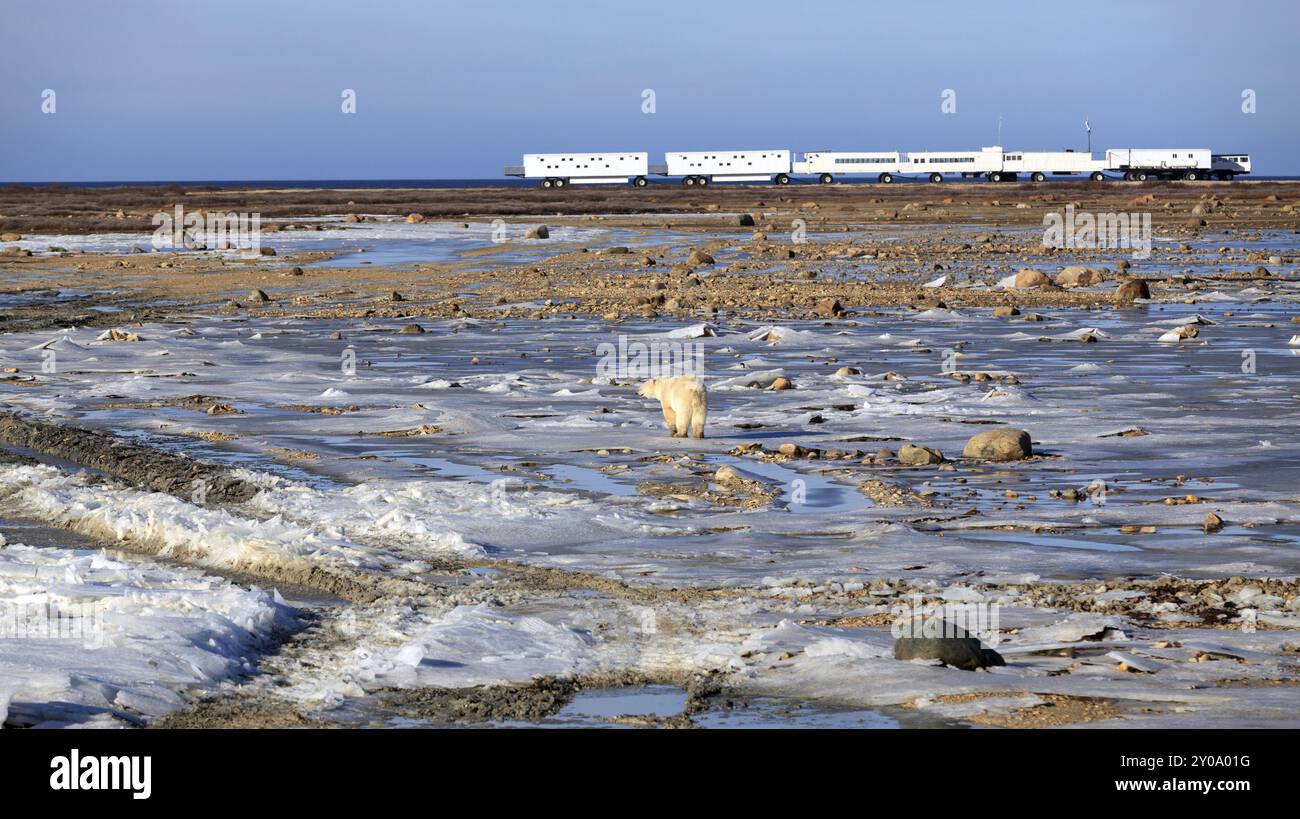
[486,686,921,728]
[705,455,873,514]
[553,685,688,721]
[961,530,1143,553]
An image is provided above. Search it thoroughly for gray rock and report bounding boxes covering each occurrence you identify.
[893,619,1005,670]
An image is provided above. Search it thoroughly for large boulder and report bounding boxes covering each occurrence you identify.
[963,428,1033,461]
[687,249,716,266]
[524,225,549,240]
[894,619,1005,671]
[898,443,944,465]
[405,213,425,224]
[0,232,21,242]
[1114,278,1150,303]
[1013,268,1053,289]
[815,297,844,317]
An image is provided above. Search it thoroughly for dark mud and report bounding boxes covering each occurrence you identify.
[0,410,256,503]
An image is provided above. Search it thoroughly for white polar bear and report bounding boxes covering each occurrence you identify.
[637,376,708,439]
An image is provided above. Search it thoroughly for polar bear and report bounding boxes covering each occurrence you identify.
[638,376,707,439]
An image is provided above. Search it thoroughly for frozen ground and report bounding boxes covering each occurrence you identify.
[1,219,1298,727]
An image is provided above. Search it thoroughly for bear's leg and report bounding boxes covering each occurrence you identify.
[689,404,706,439]
[661,403,678,437]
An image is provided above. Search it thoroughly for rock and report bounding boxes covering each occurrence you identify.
[602,246,630,254]
[898,443,944,465]
[777,443,806,458]
[737,213,756,227]
[405,213,425,223]
[130,245,145,254]
[329,331,343,340]
[815,297,844,317]
[1158,324,1199,343]
[751,231,767,242]
[399,323,425,334]
[389,291,405,302]
[769,377,793,391]
[1203,512,1224,533]
[962,428,1033,461]
[524,225,550,239]
[893,619,1004,671]
[993,305,1020,317]
[687,249,715,266]
[1114,278,1150,303]
[249,289,270,303]
[344,213,361,223]
[714,465,743,484]
[0,247,31,257]
[259,246,277,256]
[0,233,21,242]
[1056,266,1102,288]
[1013,268,1053,289]
[834,366,860,376]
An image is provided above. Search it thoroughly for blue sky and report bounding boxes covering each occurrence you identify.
[1,0,1296,181]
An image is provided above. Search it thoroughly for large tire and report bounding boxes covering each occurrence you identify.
[775,173,790,185]
[989,172,1002,183]
[698,176,710,187]
[633,176,647,187]
[929,173,943,184]
[541,178,554,189]
[819,173,833,185]
[1091,171,1105,182]
[1135,172,1148,182]
[553,178,566,188]
[1184,170,1199,181]
[1031,172,1046,183]
[683,176,696,187]
[879,172,893,184]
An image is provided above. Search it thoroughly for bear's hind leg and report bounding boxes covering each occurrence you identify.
[661,404,678,437]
